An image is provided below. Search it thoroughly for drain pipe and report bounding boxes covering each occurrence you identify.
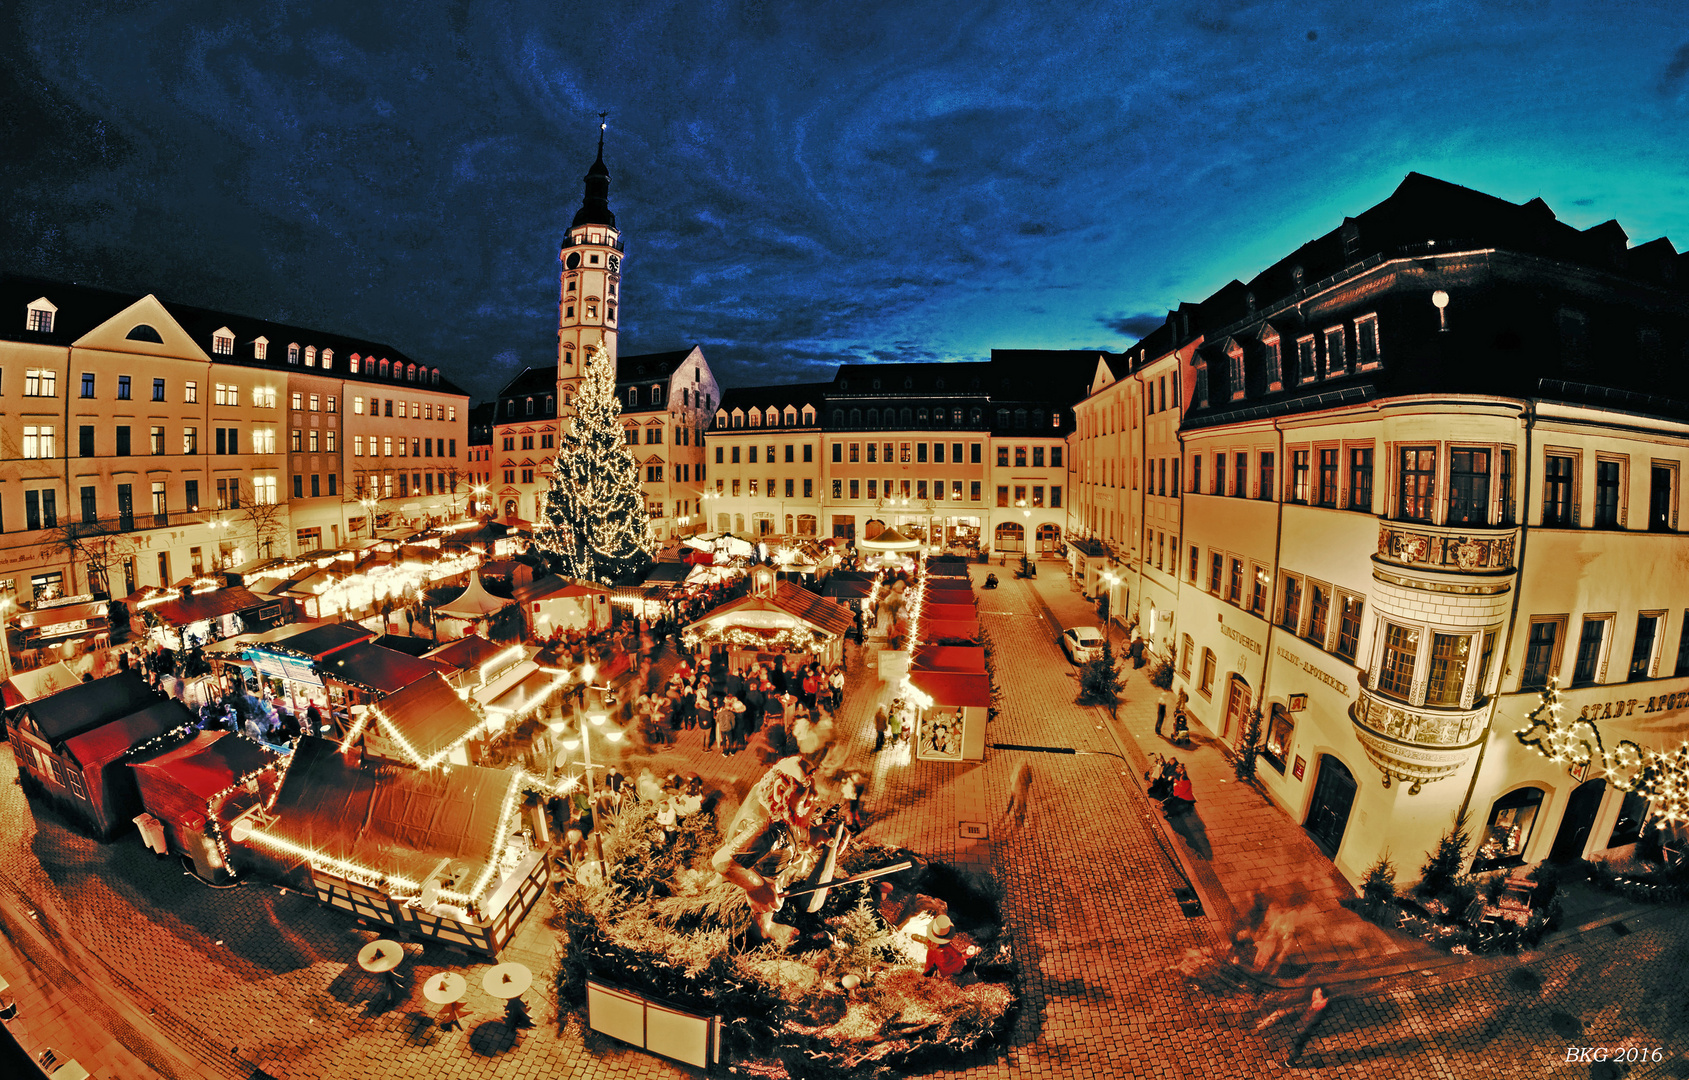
[1249,418,1290,743]
[1454,398,1535,829]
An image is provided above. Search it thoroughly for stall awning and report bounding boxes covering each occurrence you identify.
[265,621,375,660]
[436,573,513,619]
[423,634,513,675]
[322,642,452,697]
[912,645,987,673]
[135,587,274,629]
[256,736,513,894]
[920,602,978,624]
[15,600,108,632]
[908,669,992,708]
[918,619,980,644]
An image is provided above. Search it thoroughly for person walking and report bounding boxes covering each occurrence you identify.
[714,698,735,756]
[872,705,889,752]
[1155,687,1171,736]
[841,771,865,830]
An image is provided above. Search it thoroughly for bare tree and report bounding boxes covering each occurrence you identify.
[44,518,140,597]
[236,498,289,561]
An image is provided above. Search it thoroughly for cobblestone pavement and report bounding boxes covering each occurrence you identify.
[1,561,1687,1079]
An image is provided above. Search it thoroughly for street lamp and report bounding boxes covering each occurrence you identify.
[0,596,14,682]
[552,698,623,867]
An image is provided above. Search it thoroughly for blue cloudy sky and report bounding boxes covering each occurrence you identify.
[5,1,1688,400]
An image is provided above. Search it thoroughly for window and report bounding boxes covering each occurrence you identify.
[1188,545,1199,583]
[184,381,198,403]
[80,487,96,524]
[116,426,132,456]
[1377,623,1419,700]
[1214,454,1226,495]
[290,429,302,452]
[1323,326,1346,376]
[26,301,54,333]
[1349,448,1373,511]
[1305,581,1330,647]
[1335,594,1363,661]
[1190,454,1202,494]
[1476,630,1498,698]
[1426,633,1471,707]
[1355,314,1380,369]
[1649,463,1676,532]
[354,435,364,457]
[78,426,93,457]
[1262,330,1283,389]
[150,426,165,455]
[1398,447,1436,521]
[253,476,277,504]
[997,486,1009,507]
[970,481,981,501]
[80,372,94,397]
[803,443,813,463]
[25,369,57,397]
[1228,558,1243,604]
[1543,454,1577,526]
[1448,449,1491,525]
[1520,618,1565,690]
[1250,566,1269,615]
[117,374,134,400]
[971,443,982,464]
[1198,648,1216,697]
[1263,704,1294,773]
[1290,450,1310,503]
[1031,446,1043,468]
[1318,448,1338,507]
[1676,614,1689,677]
[1572,616,1610,686]
[1594,458,1623,528]
[1473,787,1545,871]
[152,377,166,401]
[1296,335,1317,383]
[1210,552,1224,594]
[1180,635,1194,675]
[1276,574,1303,635]
[997,446,1009,467]
[1630,613,1662,680]
[1052,445,1063,467]
[22,425,54,459]
[1257,452,1272,501]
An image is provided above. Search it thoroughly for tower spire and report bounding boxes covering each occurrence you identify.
[572,115,615,229]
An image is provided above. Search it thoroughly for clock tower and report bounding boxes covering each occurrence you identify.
[559,121,622,412]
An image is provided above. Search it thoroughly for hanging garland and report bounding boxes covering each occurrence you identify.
[1515,677,1689,826]
[681,625,823,653]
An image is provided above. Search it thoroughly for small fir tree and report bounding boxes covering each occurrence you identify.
[535,342,657,584]
[1079,639,1123,714]
[1417,811,1471,899]
[1234,702,1263,780]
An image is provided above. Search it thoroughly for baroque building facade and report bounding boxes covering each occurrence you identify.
[1068,174,1689,886]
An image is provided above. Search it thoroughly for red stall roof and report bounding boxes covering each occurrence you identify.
[918,619,980,644]
[61,700,192,770]
[321,641,452,696]
[908,669,992,708]
[912,645,987,673]
[22,672,160,743]
[367,673,484,767]
[130,730,279,828]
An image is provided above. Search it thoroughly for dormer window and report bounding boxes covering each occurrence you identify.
[1259,325,1283,391]
[544,394,554,411]
[212,327,235,355]
[784,407,798,425]
[628,387,638,406]
[650,385,662,406]
[802,408,815,425]
[525,397,535,415]
[766,408,778,427]
[749,409,761,428]
[1227,340,1246,401]
[716,410,728,428]
[25,297,55,334]
[379,359,390,377]
[254,336,268,360]
[321,348,333,370]
[304,346,317,367]
[406,363,417,382]
[288,343,300,364]
[349,353,360,373]
[432,368,440,384]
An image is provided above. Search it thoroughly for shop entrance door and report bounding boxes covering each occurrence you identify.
[1222,676,1251,741]
[1549,778,1607,863]
[1305,755,1356,855]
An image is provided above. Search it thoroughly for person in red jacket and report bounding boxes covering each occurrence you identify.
[921,915,969,979]
[1163,762,1196,816]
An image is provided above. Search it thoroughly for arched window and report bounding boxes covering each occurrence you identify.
[1032,409,1044,429]
[126,324,164,343]
[917,408,929,425]
[321,348,333,370]
[1472,787,1547,871]
[349,353,361,374]
[628,387,638,406]
[305,346,317,366]
[954,408,964,425]
[379,359,390,377]
[866,408,879,426]
[995,521,1025,552]
[506,401,516,417]
[651,385,663,405]
[288,343,300,364]
[996,409,1009,428]
[545,394,554,412]
[970,408,982,425]
[832,409,844,426]
[899,407,912,426]
[1051,411,1061,428]
[849,408,862,426]
[525,397,535,415]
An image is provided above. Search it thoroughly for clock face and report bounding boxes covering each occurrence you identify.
[608,254,621,274]
[565,252,581,270]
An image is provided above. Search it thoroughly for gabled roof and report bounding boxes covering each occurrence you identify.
[617,348,697,382]
[22,672,160,744]
[686,581,855,639]
[130,730,279,802]
[62,699,191,769]
[139,587,274,628]
[423,634,512,672]
[717,382,830,415]
[261,621,374,660]
[322,641,453,696]
[495,365,559,397]
[510,574,608,605]
[368,672,485,766]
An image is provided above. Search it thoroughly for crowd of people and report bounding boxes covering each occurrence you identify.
[629,651,847,756]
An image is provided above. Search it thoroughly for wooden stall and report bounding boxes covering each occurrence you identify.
[130,730,281,880]
[682,576,854,671]
[244,737,547,957]
[512,576,611,638]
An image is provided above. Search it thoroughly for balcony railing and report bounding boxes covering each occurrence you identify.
[1375,519,1519,574]
[1350,683,1490,793]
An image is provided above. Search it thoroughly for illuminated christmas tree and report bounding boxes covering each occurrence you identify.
[535,342,656,583]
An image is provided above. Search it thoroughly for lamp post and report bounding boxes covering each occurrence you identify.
[552,687,622,866]
[0,596,14,682]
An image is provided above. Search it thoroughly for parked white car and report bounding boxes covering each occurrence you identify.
[1061,626,1106,664]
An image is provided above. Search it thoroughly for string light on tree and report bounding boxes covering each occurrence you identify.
[535,341,656,584]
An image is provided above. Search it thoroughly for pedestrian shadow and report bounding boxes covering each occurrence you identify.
[400,1010,442,1046]
[1164,809,1212,860]
[467,1020,519,1056]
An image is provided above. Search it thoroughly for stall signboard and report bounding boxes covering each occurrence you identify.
[248,652,324,688]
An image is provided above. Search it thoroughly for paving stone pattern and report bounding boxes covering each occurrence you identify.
[0,561,1686,1078]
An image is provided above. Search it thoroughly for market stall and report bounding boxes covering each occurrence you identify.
[511,576,611,638]
[434,572,515,641]
[12,598,111,663]
[340,671,493,769]
[2,661,87,714]
[129,730,281,880]
[681,576,854,670]
[245,622,375,731]
[905,660,990,762]
[8,672,162,825]
[424,635,522,690]
[128,586,283,650]
[244,736,548,957]
[318,640,453,704]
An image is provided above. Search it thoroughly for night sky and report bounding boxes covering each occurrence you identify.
[5,2,1688,402]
